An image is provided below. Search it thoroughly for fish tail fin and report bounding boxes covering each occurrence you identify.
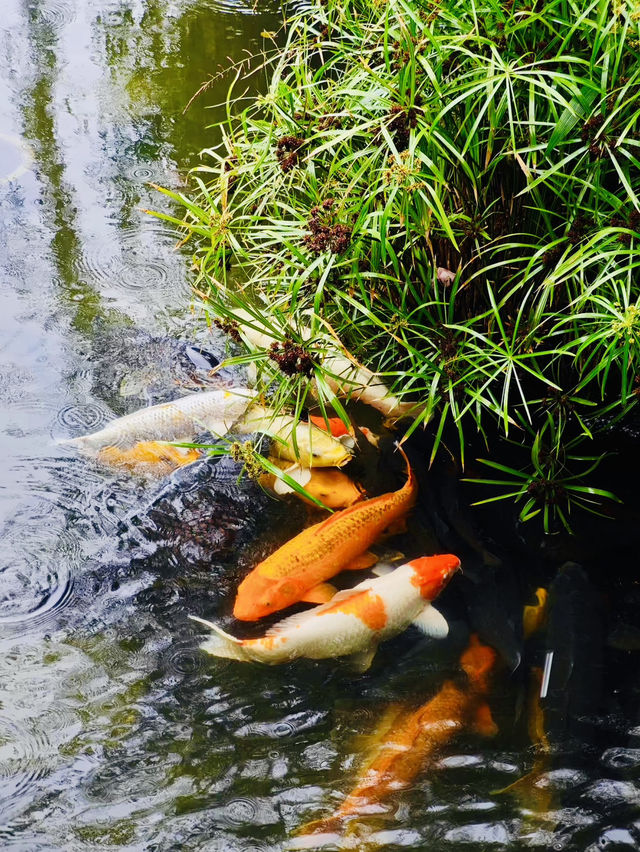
[493,763,552,814]
[393,442,416,495]
[188,615,251,662]
[56,436,85,447]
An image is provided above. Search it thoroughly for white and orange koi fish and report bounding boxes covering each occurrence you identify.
[190,555,460,671]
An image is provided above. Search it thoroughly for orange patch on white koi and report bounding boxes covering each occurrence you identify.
[97,441,201,475]
[319,590,387,631]
[309,414,351,437]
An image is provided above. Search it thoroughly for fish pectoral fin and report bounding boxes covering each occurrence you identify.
[294,814,345,839]
[411,605,449,639]
[379,516,408,538]
[301,583,338,604]
[343,551,378,572]
[347,645,377,673]
[371,562,394,577]
[472,701,498,738]
[272,464,312,496]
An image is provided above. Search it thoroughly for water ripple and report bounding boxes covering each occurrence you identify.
[234,710,329,740]
[0,510,78,632]
[164,638,208,676]
[55,401,113,435]
[75,226,191,303]
[219,796,280,828]
[0,704,80,819]
[28,0,76,28]
[601,747,640,774]
[127,165,156,181]
[0,715,47,814]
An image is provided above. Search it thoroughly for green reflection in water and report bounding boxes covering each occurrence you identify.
[101,0,281,164]
[17,0,280,335]
[20,3,103,334]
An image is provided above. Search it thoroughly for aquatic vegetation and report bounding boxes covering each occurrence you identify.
[157,0,640,530]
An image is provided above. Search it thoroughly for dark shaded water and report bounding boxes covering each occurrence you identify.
[1,1,640,849]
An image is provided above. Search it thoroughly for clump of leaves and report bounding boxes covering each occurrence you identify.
[466,417,621,534]
[152,0,640,531]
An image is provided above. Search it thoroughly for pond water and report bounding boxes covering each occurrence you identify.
[1,1,640,850]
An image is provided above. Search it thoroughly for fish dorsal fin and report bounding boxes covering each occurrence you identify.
[264,609,315,637]
[317,577,380,604]
[265,585,376,636]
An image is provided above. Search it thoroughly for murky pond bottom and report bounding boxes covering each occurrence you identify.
[1,1,640,850]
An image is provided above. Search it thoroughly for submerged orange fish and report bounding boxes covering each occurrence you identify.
[260,460,364,509]
[298,635,498,839]
[500,587,554,819]
[233,446,418,620]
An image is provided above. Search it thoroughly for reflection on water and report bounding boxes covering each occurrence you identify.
[0,134,33,183]
[1,0,639,850]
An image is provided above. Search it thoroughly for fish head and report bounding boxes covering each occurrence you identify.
[273,427,354,468]
[233,573,299,621]
[409,554,461,601]
[460,634,498,683]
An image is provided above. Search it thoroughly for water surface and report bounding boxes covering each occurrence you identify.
[1,1,639,850]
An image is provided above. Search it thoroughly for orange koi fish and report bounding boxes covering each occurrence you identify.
[500,587,553,817]
[298,635,498,839]
[191,555,459,670]
[260,460,364,509]
[97,441,201,477]
[233,446,418,620]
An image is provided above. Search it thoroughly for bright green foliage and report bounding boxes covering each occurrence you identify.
[155,0,640,531]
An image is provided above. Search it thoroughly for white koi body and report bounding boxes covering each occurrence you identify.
[191,555,460,669]
[64,387,256,451]
[234,309,418,420]
[321,353,418,419]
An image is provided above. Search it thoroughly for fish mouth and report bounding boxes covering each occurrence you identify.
[233,604,260,622]
[233,599,272,621]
